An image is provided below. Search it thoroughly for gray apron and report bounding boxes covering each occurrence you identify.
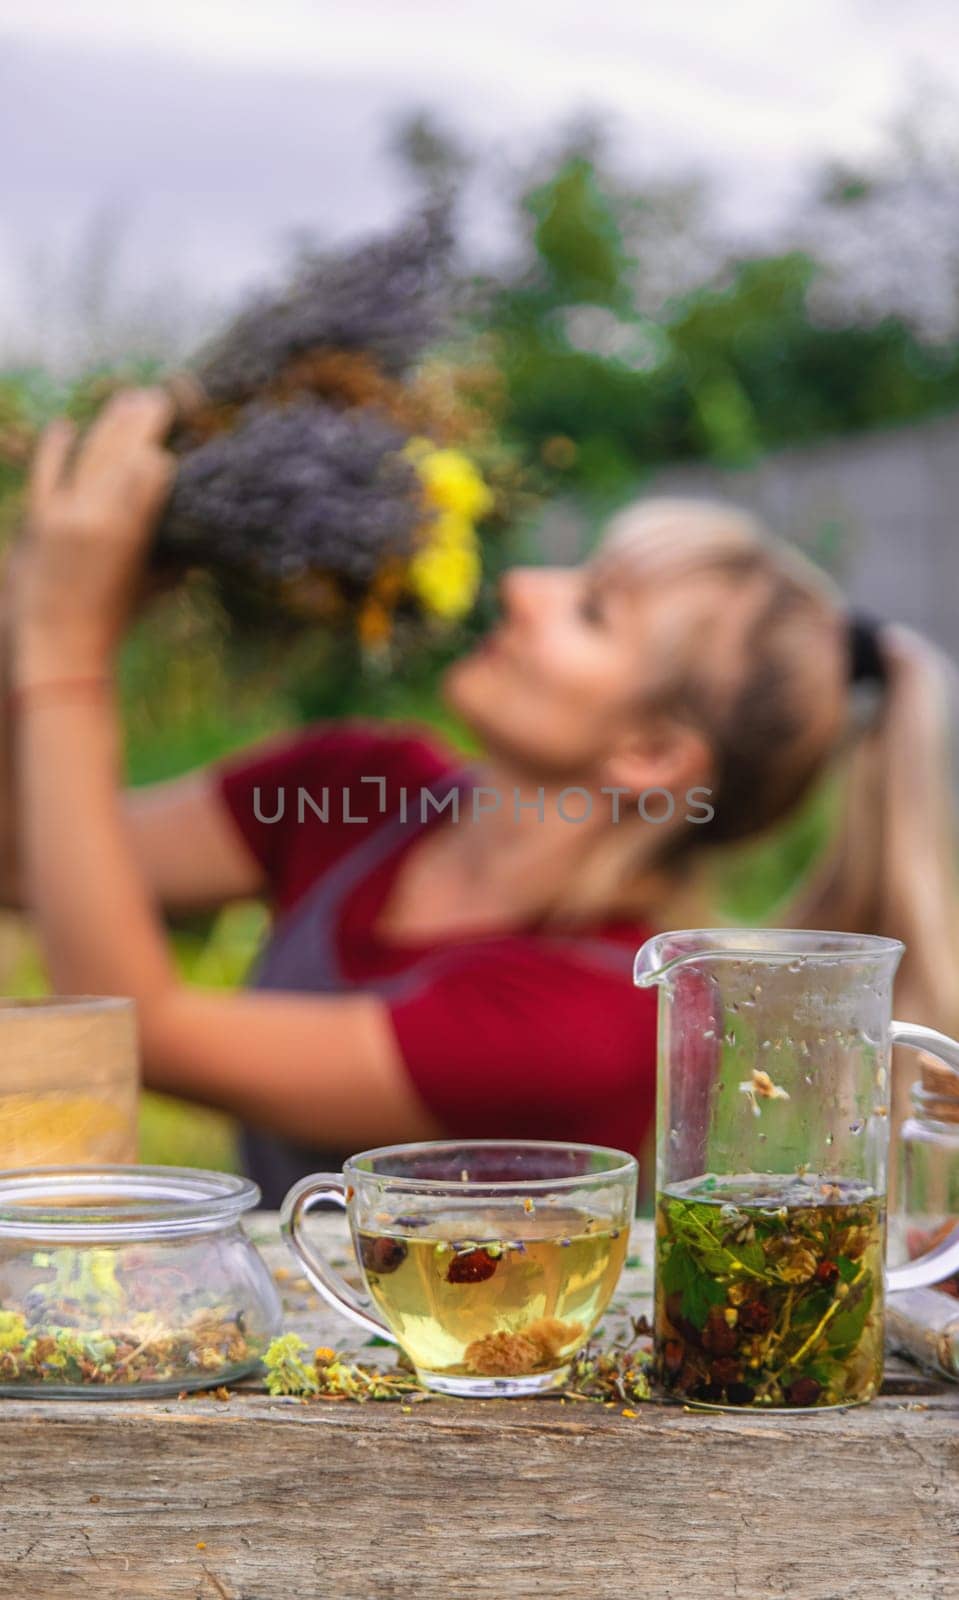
[243,768,470,1205]
[242,767,635,1207]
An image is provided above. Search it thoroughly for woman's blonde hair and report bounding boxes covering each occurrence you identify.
[561,496,959,1041]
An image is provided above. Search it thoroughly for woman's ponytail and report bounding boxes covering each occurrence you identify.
[794,623,959,1039]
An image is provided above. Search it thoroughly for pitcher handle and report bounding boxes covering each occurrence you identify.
[279,1173,398,1345]
[887,1021,959,1292]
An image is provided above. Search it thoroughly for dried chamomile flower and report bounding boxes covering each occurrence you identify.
[739,1068,790,1117]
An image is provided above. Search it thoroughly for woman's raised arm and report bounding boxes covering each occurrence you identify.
[0,762,269,916]
[0,396,268,916]
[0,649,270,915]
[9,389,441,1148]
[121,772,269,913]
[133,985,442,1146]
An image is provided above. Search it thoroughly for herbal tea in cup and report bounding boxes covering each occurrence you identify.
[280,1141,637,1397]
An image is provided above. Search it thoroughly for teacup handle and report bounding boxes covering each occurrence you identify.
[279,1173,398,1345]
[887,1021,959,1292]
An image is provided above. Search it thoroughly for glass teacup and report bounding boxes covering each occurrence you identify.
[280,1140,638,1397]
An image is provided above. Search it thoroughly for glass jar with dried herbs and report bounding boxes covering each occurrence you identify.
[0,1166,281,1396]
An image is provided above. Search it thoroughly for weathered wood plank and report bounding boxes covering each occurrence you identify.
[1,1215,956,1600]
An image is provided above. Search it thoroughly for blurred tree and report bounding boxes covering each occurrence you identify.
[527,157,631,311]
[486,124,959,504]
[391,110,472,198]
[804,80,959,343]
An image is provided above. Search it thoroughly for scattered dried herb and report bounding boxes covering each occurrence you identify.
[263,1334,424,1402]
[260,1321,654,1407]
[563,1317,653,1406]
[262,1334,320,1397]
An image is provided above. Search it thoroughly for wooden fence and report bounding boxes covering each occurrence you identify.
[645,411,959,663]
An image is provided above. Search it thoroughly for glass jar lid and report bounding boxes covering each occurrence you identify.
[0,1165,260,1242]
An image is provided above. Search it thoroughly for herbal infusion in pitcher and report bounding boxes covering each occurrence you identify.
[655,1175,884,1409]
[356,1207,627,1381]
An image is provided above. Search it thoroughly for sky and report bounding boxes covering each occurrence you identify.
[3,0,958,364]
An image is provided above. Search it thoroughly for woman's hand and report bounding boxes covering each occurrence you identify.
[13,388,175,685]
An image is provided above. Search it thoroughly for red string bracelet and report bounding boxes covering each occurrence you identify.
[6,676,113,715]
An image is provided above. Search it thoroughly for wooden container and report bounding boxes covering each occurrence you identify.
[918,1050,959,1124]
[0,998,138,1169]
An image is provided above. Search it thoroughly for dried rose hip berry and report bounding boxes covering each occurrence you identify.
[814,1259,839,1286]
[725,1382,756,1406]
[738,1300,773,1334]
[360,1236,408,1275]
[785,1376,822,1407]
[664,1291,702,1346]
[662,1339,684,1374]
[689,1380,724,1404]
[447,1247,499,1284]
[702,1308,738,1355]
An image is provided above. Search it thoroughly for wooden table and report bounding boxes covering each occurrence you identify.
[1,1213,956,1600]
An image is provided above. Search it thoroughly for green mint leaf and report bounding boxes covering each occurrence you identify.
[827,1278,874,1349]
[681,1272,726,1330]
[661,1242,696,1296]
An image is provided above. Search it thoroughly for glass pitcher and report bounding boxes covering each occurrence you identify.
[634,929,959,1410]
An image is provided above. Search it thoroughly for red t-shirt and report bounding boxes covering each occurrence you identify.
[216,721,658,1158]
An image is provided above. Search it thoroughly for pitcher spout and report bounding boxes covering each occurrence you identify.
[633,928,905,988]
[633,931,717,988]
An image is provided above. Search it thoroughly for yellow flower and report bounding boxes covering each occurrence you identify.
[407,510,482,620]
[406,439,494,522]
[403,441,490,622]
[0,1310,26,1353]
[89,1248,122,1302]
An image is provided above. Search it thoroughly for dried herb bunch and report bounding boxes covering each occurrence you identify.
[655,1176,885,1409]
[158,403,422,595]
[146,201,502,630]
[0,1246,264,1391]
[0,205,501,635]
[195,204,454,403]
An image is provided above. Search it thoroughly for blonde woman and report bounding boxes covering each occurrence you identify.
[5,390,957,1201]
